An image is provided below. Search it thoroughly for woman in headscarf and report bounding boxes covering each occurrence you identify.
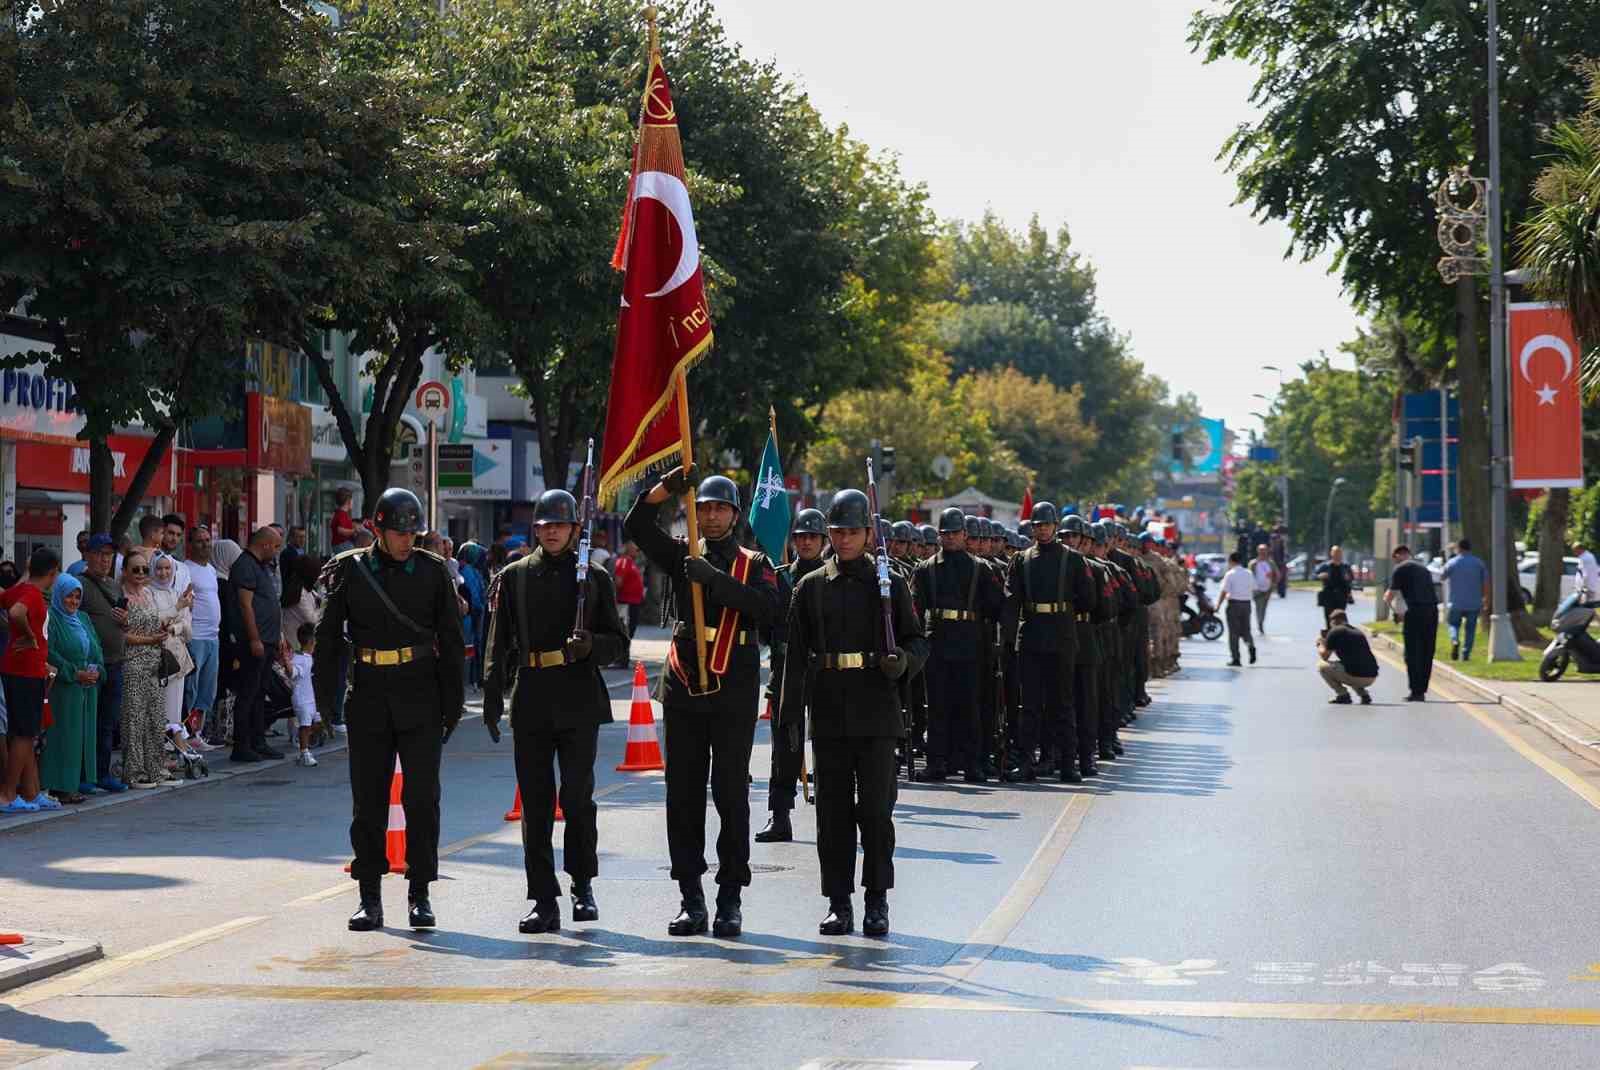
[39,574,102,804]
[211,539,246,702]
[150,553,204,752]
[118,549,174,787]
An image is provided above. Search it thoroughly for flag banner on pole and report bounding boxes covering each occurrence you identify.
[1509,302,1584,489]
[748,429,790,561]
[597,43,714,506]
[1020,487,1033,522]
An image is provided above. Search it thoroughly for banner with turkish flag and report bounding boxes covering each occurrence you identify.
[597,43,714,506]
[1509,302,1584,489]
[1020,487,1034,521]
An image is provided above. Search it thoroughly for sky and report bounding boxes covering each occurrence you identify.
[710,0,1365,443]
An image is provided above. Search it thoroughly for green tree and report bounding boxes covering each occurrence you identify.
[963,366,1096,506]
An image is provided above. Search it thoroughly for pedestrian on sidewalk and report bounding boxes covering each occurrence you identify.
[1250,543,1279,634]
[0,549,60,813]
[1441,538,1488,661]
[1314,545,1355,629]
[40,574,102,803]
[1577,540,1600,600]
[119,549,177,788]
[1220,552,1256,667]
[1316,610,1378,704]
[182,526,222,742]
[78,534,129,793]
[289,623,320,767]
[612,543,645,641]
[1385,545,1439,702]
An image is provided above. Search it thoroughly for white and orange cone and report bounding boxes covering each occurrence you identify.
[616,662,665,772]
[343,755,406,875]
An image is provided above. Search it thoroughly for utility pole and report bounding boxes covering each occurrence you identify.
[1485,0,1520,661]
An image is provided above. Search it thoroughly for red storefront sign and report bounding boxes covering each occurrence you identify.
[14,433,176,495]
[245,393,312,475]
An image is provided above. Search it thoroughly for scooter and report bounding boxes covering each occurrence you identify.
[1181,572,1225,641]
[1539,590,1600,681]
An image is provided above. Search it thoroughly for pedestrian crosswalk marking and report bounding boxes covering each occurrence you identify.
[473,1056,662,1070]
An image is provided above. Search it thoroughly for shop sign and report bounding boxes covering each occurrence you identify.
[306,403,347,464]
[15,432,175,496]
[525,450,584,498]
[246,393,312,475]
[439,439,511,500]
[0,349,87,445]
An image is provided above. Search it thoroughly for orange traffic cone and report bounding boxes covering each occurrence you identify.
[0,932,21,946]
[505,786,522,822]
[760,697,772,721]
[554,789,564,822]
[343,755,406,875]
[616,662,665,772]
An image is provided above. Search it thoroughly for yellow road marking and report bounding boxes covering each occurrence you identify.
[940,793,1093,985]
[133,982,1600,1027]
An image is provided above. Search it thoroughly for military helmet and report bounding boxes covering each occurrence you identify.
[826,489,872,529]
[890,520,917,544]
[1060,513,1085,536]
[1018,519,1033,538]
[1138,531,1155,545]
[981,518,998,538]
[532,489,578,526]
[1030,501,1059,526]
[939,507,967,534]
[792,508,827,536]
[373,487,426,534]
[1089,521,1108,544]
[963,514,983,538]
[695,475,740,509]
[918,523,939,545]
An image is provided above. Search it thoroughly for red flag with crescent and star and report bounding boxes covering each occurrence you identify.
[597,41,714,506]
[1509,302,1584,489]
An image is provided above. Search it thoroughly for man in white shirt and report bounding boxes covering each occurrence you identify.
[1250,542,1280,635]
[1220,551,1258,667]
[1577,540,1600,600]
[182,526,223,736]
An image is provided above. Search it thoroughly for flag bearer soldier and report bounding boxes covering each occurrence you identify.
[625,468,781,937]
[314,488,466,933]
[1059,515,1104,777]
[756,508,828,845]
[913,510,1004,782]
[481,489,630,934]
[779,490,926,936]
[1004,502,1093,783]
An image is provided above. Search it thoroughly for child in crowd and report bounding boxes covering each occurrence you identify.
[291,622,320,767]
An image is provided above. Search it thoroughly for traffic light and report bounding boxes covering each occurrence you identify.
[1171,429,1184,462]
[1411,437,1424,474]
[881,444,896,477]
[1398,439,1415,472]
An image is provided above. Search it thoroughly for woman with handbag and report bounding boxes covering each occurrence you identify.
[151,554,206,755]
[119,550,180,787]
[40,574,103,803]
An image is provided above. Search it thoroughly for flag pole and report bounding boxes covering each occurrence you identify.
[677,368,710,692]
[770,405,790,564]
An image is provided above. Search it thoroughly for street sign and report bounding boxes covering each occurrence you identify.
[415,380,451,427]
[437,443,475,489]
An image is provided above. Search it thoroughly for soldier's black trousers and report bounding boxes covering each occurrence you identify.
[1070,661,1100,764]
[1097,655,1121,748]
[813,736,898,898]
[1017,652,1069,770]
[663,704,757,887]
[925,656,980,771]
[348,717,442,883]
[1134,610,1151,690]
[513,717,599,901]
[766,708,804,812]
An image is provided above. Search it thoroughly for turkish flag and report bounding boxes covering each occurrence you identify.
[1509,303,1584,489]
[1020,487,1034,521]
[597,47,714,505]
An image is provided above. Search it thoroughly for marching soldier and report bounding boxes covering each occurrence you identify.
[481,489,629,934]
[779,490,926,936]
[887,521,918,574]
[912,509,1004,782]
[756,508,828,844]
[1004,502,1093,782]
[1124,530,1162,709]
[970,516,1004,780]
[314,488,466,933]
[624,468,781,938]
[916,524,939,563]
[1085,522,1129,761]
[1060,516,1103,777]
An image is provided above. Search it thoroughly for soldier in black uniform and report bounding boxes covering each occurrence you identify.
[624,468,781,937]
[1108,523,1147,731]
[1060,515,1103,777]
[912,509,1004,782]
[1005,502,1093,783]
[755,508,828,845]
[482,490,630,934]
[779,490,926,936]
[972,517,1006,780]
[915,524,939,563]
[314,488,466,932]
[1094,523,1136,759]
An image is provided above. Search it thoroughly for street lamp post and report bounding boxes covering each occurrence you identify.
[1323,477,1348,560]
[1251,395,1291,552]
[1484,0,1519,661]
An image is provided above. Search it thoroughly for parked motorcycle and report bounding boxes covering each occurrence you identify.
[1181,572,1224,641]
[1539,590,1600,681]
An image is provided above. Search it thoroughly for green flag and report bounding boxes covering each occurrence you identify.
[748,428,790,561]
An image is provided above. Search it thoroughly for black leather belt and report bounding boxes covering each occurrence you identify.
[811,651,881,670]
[355,645,431,666]
[1075,612,1091,622]
[674,626,755,645]
[1028,602,1072,614]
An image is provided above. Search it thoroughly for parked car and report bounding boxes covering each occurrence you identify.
[1195,553,1228,580]
[1286,552,1327,579]
[1516,555,1581,605]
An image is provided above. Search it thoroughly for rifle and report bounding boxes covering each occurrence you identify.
[864,459,897,653]
[573,437,597,632]
[994,619,1009,776]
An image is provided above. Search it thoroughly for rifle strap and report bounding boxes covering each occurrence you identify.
[350,552,437,646]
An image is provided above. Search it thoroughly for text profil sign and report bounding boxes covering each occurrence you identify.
[415,380,451,428]
[1509,303,1584,489]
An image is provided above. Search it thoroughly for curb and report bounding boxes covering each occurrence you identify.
[0,933,104,995]
[1368,632,1600,768]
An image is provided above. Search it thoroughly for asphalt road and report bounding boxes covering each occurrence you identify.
[6,592,1600,1069]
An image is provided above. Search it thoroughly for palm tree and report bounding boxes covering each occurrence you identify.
[1518,62,1600,612]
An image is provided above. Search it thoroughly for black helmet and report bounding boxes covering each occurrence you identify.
[533,489,578,526]
[1018,519,1033,538]
[1138,531,1155,546]
[963,514,983,538]
[1061,513,1085,536]
[980,518,997,539]
[696,475,740,509]
[1089,521,1108,544]
[827,489,871,528]
[938,507,966,534]
[792,508,827,536]
[918,524,938,545]
[373,487,426,534]
[890,520,917,544]
[1031,501,1058,526]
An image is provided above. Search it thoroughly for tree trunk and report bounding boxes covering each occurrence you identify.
[108,423,177,539]
[1534,488,1569,613]
[88,435,116,534]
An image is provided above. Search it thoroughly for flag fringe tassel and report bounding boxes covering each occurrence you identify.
[597,331,714,507]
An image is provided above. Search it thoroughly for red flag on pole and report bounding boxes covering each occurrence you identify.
[1020,487,1034,521]
[1509,302,1584,489]
[598,34,714,506]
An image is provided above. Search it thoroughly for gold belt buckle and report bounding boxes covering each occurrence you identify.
[367,648,403,666]
[834,653,865,669]
[1031,603,1057,614]
[701,625,719,643]
[530,649,567,669]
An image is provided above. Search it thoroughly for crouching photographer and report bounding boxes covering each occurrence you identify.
[1317,610,1379,705]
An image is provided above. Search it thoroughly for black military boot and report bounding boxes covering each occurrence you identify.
[862,891,890,937]
[668,879,708,936]
[1080,753,1100,778]
[407,882,436,930]
[519,899,560,934]
[712,886,742,938]
[570,882,599,923]
[1098,743,1117,761]
[348,878,383,932]
[818,897,854,936]
[917,763,949,783]
[754,811,793,843]
[1110,738,1125,757]
[1058,755,1082,784]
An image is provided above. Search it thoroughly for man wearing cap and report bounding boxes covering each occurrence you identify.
[756,508,828,844]
[625,467,781,938]
[315,488,466,933]
[482,489,628,934]
[912,509,1004,782]
[780,489,926,937]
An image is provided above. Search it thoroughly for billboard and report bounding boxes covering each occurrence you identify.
[1171,418,1225,480]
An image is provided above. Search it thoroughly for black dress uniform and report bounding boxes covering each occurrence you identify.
[1061,518,1104,777]
[313,488,466,932]
[779,491,927,937]
[624,473,781,936]
[481,501,629,932]
[757,545,824,840]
